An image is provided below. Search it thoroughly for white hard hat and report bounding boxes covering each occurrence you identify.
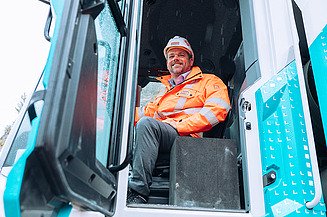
[163,36,194,59]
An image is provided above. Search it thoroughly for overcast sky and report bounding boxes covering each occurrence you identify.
[0,0,50,135]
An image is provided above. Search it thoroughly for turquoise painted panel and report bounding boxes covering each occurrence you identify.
[256,61,326,216]
[3,117,40,217]
[308,24,327,148]
[57,203,72,217]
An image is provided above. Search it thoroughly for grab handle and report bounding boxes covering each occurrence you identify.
[44,8,52,42]
[305,142,323,209]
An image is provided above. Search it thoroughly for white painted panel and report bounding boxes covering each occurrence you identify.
[267,0,295,72]
[294,0,327,45]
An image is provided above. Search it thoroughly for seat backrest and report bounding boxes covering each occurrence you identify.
[203,111,231,138]
[203,55,235,139]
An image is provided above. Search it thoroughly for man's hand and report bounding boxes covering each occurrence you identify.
[162,119,177,129]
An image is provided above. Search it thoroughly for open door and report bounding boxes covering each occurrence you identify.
[3,0,128,216]
[291,0,327,207]
[237,0,326,215]
[291,0,327,152]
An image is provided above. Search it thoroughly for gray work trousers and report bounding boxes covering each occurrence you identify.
[129,116,179,196]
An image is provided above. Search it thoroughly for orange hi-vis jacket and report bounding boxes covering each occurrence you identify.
[135,66,231,138]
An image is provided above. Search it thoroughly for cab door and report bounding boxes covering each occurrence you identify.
[238,0,326,215]
[292,0,327,155]
[3,0,130,216]
[292,0,327,210]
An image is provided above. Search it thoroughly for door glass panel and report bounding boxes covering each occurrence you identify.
[118,1,123,10]
[2,76,44,171]
[2,101,43,169]
[95,3,121,167]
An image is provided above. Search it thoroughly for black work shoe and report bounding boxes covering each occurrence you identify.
[127,189,148,204]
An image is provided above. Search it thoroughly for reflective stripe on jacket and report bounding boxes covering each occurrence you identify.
[135,66,231,138]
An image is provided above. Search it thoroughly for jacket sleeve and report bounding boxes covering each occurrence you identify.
[134,97,160,124]
[175,76,231,135]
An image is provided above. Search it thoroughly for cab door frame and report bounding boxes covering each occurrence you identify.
[2,0,132,216]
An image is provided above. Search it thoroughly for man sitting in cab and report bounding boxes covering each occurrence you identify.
[128,36,231,204]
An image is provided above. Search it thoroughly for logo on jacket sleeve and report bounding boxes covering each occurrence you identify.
[213,84,221,90]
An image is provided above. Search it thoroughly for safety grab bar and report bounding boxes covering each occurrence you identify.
[44,8,52,42]
[305,141,322,209]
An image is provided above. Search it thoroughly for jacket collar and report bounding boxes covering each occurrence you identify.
[157,66,203,88]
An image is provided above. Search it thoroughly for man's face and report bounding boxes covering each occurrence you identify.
[166,48,194,78]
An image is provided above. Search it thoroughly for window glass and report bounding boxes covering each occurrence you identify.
[2,101,43,169]
[1,73,44,171]
[117,1,123,11]
[140,81,166,107]
[95,2,121,166]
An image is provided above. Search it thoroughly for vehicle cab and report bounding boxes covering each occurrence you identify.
[1,0,327,216]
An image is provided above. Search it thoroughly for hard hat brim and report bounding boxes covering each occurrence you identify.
[165,46,193,58]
